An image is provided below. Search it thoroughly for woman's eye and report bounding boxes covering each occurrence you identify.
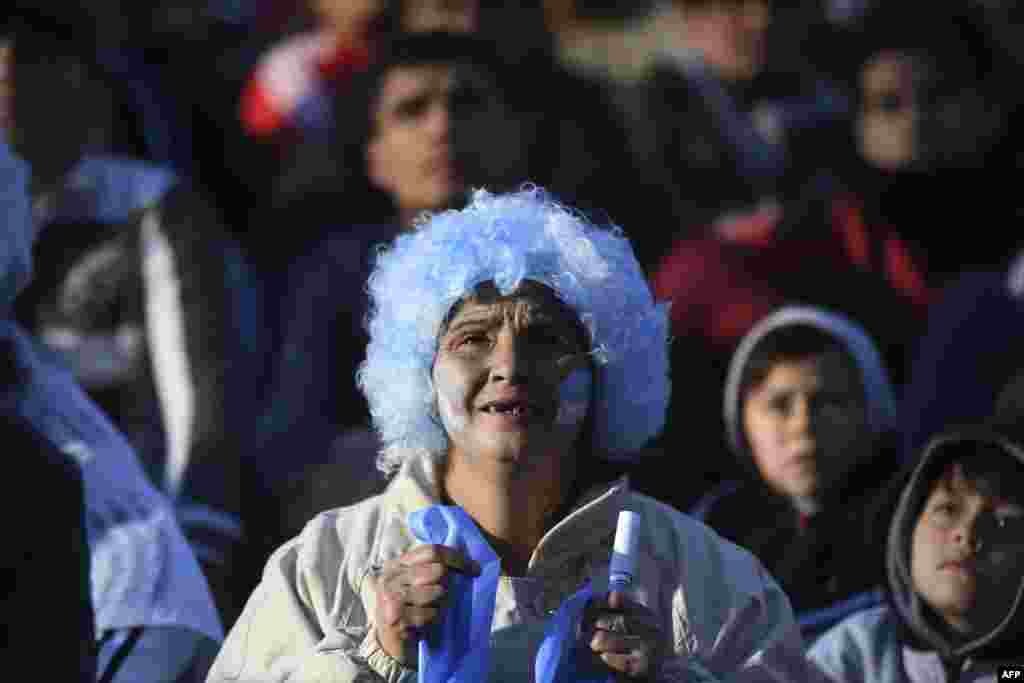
[457,333,488,348]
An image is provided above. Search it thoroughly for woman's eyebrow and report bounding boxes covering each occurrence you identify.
[446,314,498,336]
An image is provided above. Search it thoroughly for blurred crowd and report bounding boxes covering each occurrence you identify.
[4,0,1024,680]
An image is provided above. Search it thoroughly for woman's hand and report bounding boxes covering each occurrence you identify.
[582,590,667,681]
[371,544,481,665]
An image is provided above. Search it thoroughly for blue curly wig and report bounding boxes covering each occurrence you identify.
[358,187,671,475]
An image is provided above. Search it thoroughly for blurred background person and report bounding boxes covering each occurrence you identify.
[250,31,566,561]
[0,414,96,681]
[899,253,1024,465]
[612,0,850,270]
[240,0,483,147]
[693,306,901,642]
[1,137,222,681]
[634,0,1021,515]
[4,9,266,629]
[3,0,1024,655]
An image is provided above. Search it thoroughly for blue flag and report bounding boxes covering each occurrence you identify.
[408,505,613,683]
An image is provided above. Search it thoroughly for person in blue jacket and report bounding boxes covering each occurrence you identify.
[809,418,1024,682]
[1,138,223,682]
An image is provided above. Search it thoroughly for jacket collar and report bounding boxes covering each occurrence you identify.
[383,447,444,522]
[379,449,630,575]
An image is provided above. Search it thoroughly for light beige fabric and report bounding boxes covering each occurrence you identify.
[207,450,811,682]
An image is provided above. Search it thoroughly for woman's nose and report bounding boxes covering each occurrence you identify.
[488,329,529,384]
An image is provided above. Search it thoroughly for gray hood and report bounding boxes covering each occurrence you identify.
[723,305,897,457]
[885,424,1024,662]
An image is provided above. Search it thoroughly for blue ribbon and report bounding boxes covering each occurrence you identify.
[408,505,613,683]
[536,580,614,683]
[408,506,502,683]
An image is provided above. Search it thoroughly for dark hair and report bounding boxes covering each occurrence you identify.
[927,441,1024,509]
[344,30,510,127]
[375,0,406,36]
[847,3,1001,89]
[5,14,147,194]
[377,1,555,61]
[739,323,854,399]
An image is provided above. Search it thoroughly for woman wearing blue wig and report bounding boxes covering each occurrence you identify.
[207,188,824,682]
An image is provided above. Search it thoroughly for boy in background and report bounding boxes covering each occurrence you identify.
[809,421,1024,681]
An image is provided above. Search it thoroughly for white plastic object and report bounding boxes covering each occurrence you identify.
[608,510,640,592]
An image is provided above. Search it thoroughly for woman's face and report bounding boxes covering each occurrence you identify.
[432,281,593,479]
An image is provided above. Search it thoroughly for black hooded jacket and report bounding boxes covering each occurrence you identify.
[692,305,905,640]
[696,433,899,639]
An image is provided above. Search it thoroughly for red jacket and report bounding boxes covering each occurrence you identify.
[652,194,932,352]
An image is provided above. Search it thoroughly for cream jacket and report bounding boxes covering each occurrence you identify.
[207,452,818,683]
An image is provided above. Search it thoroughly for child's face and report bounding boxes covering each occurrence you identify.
[742,350,868,502]
[911,463,1024,636]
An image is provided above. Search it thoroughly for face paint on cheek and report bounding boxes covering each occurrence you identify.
[434,364,470,435]
[556,366,592,429]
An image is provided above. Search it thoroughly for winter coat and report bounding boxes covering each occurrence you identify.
[206,450,832,683]
[808,424,1024,682]
[695,306,902,641]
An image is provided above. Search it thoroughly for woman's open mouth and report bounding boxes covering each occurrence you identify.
[478,399,550,428]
